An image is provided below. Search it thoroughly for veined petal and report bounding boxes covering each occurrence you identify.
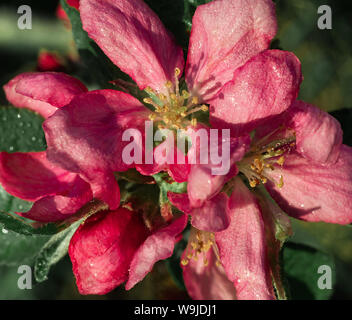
[210,50,302,137]
[4,74,54,118]
[182,228,236,300]
[190,192,230,232]
[186,0,277,101]
[126,214,188,290]
[215,178,275,300]
[0,151,80,201]
[287,101,343,165]
[187,164,227,208]
[69,208,149,295]
[168,192,230,232]
[136,139,191,183]
[43,89,148,209]
[20,176,92,222]
[4,72,87,118]
[168,192,192,214]
[80,0,184,93]
[15,72,87,108]
[266,146,352,224]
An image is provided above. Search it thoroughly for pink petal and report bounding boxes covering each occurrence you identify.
[167,192,192,214]
[287,100,343,165]
[187,164,227,207]
[69,208,149,295]
[215,178,275,300]
[15,72,87,108]
[210,50,302,137]
[190,192,230,232]
[182,229,236,300]
[80,0,184,93]
[4,72,87,118]
[186,0,277,101]
[0,151,92,222]
[43,90,148,209]
[266,146,352,224]
[137,139,190,183]
[4,73,56,118]
[20,176,92,222]
[125,214,188,290]
[0,151,81,201]
[168,192,230,232]
[187,134,249,207]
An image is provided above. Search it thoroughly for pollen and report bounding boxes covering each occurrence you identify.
[143,68,208,130]
[181,230,218,267]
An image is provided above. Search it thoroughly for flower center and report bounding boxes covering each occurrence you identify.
[143,68,208,130]
[238,134,296,189]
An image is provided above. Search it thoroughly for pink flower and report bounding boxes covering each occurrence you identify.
[68,207,187,294]
[169,98,352,299]
[0,72,92,222]
[39,0,300,209]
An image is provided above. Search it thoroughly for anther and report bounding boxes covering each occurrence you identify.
[174,67,181,77]
[277,175,284,188]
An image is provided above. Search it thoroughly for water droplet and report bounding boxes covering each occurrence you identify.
[9,146,14,151]
[17,113,21,119]
[2,228,8,234]
[19,122,24,127]
[31,136,36,141]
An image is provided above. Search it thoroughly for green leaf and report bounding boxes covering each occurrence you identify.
[61,0,131,87]
[0,185,32,214]
[34,219,81,282]
[282,242,335,300]
[0,106,46,153]
[0,229,49,267]
[0,211,60,236]
[289,218,352,265]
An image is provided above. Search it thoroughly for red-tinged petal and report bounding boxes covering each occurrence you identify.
[0,151,81,201]
[265,146,352,224]
[43,90,148,209]
[4,73,57,118]
[20,176,92,222]
[215,178,275,300]
[210,50,302,137]
[80,0,184,93]
[187,134,249,207]
[186,0,277,101]
[69,208,149,295]
[126,214,188,290]
[14,72,87,109]
[191,192,230,232]
[182,229,236,300]
[137,139,190,183]
[168,192,192,214]
[168,192,230,232]
[187,164,228,208]
[287,101,343,165]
